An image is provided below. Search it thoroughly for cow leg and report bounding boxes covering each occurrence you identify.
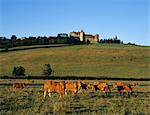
[126,92,132,97]
[130,91,133,96]
[48,89,52,98]
[78,89,81,93]
[65,91,67,95]
[81,90,85,95]
[58,94,62,100]
[65,89,67,95]
[44,91,47,98]
[101,91,105,97]
[103,91,106,97]
[119,91,122,96]
[127,92,129,97]
[98,91,101,96]
[79,89,83,95]
[13,87,17,93]
[73,90,77,96]
[118,90,122,96]
[48,92,52,98]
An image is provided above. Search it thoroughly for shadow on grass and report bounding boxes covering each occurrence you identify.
[0,44,76,52]
[1,75,150,81]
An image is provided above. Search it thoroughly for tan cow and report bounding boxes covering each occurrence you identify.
[65,81,78,95]
[97,81,110,93]
[44,80,65,99]
[26,80,34,84]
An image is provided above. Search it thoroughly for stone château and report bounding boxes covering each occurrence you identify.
[69,30,99,43]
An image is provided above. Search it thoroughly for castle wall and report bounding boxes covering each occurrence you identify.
[69,32,80,38]
[69,30,99,43]
[85,34,99,43]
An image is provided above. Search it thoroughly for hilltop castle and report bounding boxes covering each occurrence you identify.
[69,30,99,43]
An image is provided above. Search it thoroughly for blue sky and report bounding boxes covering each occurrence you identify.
[0,0,149,45]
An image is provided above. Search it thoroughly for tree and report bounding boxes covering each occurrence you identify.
[42,64,53,77]
[87,39,90,44]
[11,35,17,41]
[11,35,17,47]
[12,66,26,77]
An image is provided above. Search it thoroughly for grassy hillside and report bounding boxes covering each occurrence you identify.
[0,44,149,78]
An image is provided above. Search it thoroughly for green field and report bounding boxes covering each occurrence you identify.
[0,44,149,78]
[0,79,150,114]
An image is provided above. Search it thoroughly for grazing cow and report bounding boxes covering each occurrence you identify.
[77,81,89,93]
[13,83,25,89]
[65,81,78,95]
[87,82,97,90]
[44,80,65,99]
[92,84,100,91]
[132,82,139,86]
[90,81,110,94]
[26,80,34,84]
[113,82,132,95]
[97,81,110,93]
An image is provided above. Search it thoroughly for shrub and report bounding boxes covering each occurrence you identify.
[12,66,26,77]
[42,64,53,77]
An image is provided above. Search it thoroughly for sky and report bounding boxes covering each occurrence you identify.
[0,0,149,45]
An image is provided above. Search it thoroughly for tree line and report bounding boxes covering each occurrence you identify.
[99,36,123,44]
[0,34,80,49]
[0,34,125,50]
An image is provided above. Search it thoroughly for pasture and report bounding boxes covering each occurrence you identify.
[0,44,149,78]
[0,44,149,114]
[0,79,150,114]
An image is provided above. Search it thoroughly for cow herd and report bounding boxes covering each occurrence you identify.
[12,80,138,99]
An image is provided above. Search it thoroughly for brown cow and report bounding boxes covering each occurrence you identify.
[77,81,89,93]
[90,81,110,94]
[44,80,65,99]
[65,81,78,95]
[132,82,139,86]
[13,83,25,89]
[113,82,132,95]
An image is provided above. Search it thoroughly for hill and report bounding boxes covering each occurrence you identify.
[0,44,149,78]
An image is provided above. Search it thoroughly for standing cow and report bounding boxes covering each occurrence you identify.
[89,81,110,95]
[113,82,133,95]
[44,80,65,99]
[65,81,78,95]
[13,83,25,92]
[77,81,89,94]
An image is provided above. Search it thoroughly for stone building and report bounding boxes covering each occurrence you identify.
[69,30,99,43]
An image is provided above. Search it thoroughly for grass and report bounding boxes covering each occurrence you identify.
[0,44,149,78]
[0,79,150,114]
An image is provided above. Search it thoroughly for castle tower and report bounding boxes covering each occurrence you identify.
[79,29,85,42]
[94,34,99,42]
